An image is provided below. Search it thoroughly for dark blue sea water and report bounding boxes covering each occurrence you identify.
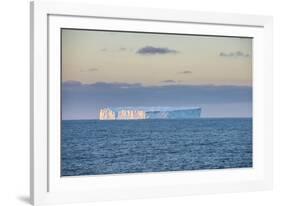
[61,118,252,176]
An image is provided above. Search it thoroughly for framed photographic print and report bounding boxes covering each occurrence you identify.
[30,1,273,205]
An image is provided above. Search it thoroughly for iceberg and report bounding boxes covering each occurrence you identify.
[99,107,201,120]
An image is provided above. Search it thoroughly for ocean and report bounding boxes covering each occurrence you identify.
[61,118,252,176]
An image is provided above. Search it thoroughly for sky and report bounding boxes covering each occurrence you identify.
[62,29,252,120]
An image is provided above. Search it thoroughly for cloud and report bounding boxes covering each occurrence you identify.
[63,81,142,89]
[136,46,179,55]
[219,51,250,58]
[161,80,177,83]
[80,68,99,72]
[89,82,142,88]
[63,80,82,86]
[88,68,99,71]
[100,47,128,52]
[179,70,192,74]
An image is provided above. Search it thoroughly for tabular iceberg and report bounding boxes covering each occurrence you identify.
[99,107,201,120]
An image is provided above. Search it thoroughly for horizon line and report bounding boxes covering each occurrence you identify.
[62,80,252,88]
[62,117,253,121]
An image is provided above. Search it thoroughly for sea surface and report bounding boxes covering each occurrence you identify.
[61,118,252,176]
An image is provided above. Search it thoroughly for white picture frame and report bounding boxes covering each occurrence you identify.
[30,0,273,205]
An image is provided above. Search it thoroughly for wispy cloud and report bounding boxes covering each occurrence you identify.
[80,68,99,72]
[136,46,179,55]
[219,51,250,58]
[161,80,177,83]
[100,47,128,52]
[90,82,142,88]
[179,70,192,74]
[63,80,82,86]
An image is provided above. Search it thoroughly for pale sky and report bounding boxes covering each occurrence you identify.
[61,29,252,119]
[62,29,252,86]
